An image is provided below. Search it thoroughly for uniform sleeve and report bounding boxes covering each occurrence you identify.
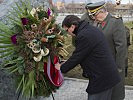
[81,13,89,21]
[81,13,92,23]
[60,35,92,73]
[113,18,127,71]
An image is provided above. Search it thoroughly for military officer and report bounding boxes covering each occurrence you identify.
[81,3,94,25]
[81,1,127,100]
[81,3,98,26]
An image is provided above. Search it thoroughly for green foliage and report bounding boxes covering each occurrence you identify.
[0,21,14,34]
[38,10,48,19]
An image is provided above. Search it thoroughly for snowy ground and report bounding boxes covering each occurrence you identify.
[38,78,133,100]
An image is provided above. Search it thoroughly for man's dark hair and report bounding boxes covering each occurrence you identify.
[62,15,81,28]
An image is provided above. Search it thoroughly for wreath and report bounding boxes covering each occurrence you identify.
[0,0,68,99]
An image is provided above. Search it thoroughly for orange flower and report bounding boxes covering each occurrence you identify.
[41,37,48,42]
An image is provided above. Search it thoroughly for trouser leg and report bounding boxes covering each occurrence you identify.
[88,88,112,100]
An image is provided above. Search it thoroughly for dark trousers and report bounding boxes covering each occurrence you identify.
[88,88,112,100]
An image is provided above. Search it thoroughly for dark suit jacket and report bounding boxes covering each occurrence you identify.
[60,21,120,94]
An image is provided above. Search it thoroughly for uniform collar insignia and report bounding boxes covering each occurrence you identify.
[101,21,106,28]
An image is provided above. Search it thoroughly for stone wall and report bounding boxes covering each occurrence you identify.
[0,0,4,3]
[0,0,49,100]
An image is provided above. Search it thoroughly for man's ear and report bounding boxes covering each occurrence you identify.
[71,25,76,29]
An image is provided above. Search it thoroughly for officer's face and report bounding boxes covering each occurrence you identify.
[89,10,101,20]
[93,11,105,22]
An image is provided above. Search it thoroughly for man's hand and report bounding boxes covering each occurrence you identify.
[55,62,61,70]
[55,60,66,70]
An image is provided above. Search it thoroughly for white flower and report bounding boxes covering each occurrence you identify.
[30,8,36,16]
[33,48,49,62]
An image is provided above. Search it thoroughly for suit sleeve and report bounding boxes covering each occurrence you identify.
[113,18,127,70]
[60,35,92,73]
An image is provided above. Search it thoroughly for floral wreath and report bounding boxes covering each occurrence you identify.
[0,0,68,99]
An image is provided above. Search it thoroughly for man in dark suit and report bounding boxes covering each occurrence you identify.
[81,1,127,100]
[55,15,120,100]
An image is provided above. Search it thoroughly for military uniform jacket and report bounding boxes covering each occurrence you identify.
[98,13,127,72]
[98,13,127,100]
[60,21,120,94]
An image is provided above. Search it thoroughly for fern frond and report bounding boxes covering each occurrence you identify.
[0,50,13,58]
[22,76,26,96]
[20,0,27,10]
[7,16,21,26]
[11,6,22,17]
[3,57,23,66]
[0,40,11,44]
[3,64,17,70]
[31,83,35,97]
[0,48,14,53]
[23,70,35,97]
[10,66,19,74]
[0,44,13,48]
[0,22,14,34]
[15,2,24,13]
[8,10,20,19]
[16,75,24,92]
[25,0,32,11]
[0,37,11,41]
[0,33,11,38]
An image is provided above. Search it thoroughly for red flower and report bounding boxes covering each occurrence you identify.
[11,34,17,45]
[21,18,28,25]
[47,8,51,17]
